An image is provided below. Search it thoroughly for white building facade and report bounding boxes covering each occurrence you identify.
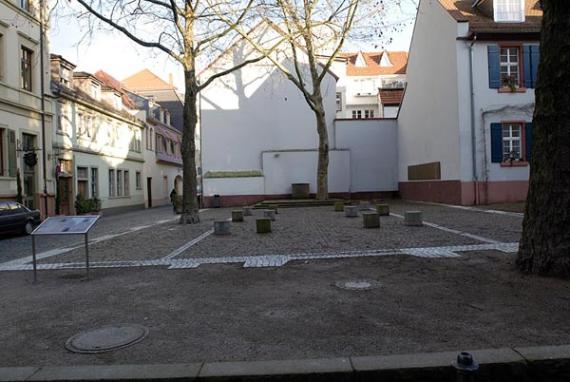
[398,0,541,205]
[50,55,145,214]
[0,0,55,216]
[332,51,407,120]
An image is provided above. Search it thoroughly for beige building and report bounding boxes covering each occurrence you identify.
[0,0,55,216]
[50,55,145,214]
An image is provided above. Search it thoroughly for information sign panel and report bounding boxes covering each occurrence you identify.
[30,215,101,282]
[32,216,100,236]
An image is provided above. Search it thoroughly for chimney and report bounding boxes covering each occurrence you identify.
[169,73,173,86]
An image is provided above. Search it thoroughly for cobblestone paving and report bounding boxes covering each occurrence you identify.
[390,201,523,243]
[0,201,523,271]
[179,207,482,259]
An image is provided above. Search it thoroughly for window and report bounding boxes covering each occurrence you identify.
[364,109,375,119]
[57,102,64,131]
[494,0,525,22]
[77,167,89,198]
[336,93,342,111]
[60,67,70,86]
[117,170,123,197]
[109,169,115,197]
[0,129,4,176]
[136,171,142,190]
[20,0,31,12]
[21,47,33,91]
[500,47,521,88]
[124,170,130,196]
[147,128,154,150]
[91,168,98,198]
[502,123,522,161]
[352,110,362,119]
[91,82,100,99]
[0,33,4,80]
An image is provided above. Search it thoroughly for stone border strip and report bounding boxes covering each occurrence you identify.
[1,345,568,381]
[390,213,500,244]
[0,243,518,272]
[408,200,525,218]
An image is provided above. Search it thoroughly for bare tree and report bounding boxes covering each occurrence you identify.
[517,0,570,277]
[217,0,412,200]
[72,0,271,223]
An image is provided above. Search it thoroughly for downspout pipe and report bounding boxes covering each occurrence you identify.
[39,0,49,218]
[468,34,478,205]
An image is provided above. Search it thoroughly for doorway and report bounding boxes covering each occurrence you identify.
[147,177,152,208]
[58,177,73,215]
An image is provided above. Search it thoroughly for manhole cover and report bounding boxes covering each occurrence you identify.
[334,280,381,291]
[65,324,149,354]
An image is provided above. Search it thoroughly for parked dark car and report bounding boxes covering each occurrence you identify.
[0,201,41,235]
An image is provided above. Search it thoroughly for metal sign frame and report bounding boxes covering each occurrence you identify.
[31,215,101,282]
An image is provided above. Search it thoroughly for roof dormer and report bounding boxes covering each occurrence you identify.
[493,0,525,22]
[355,52,367,68]
[379,51,393,67]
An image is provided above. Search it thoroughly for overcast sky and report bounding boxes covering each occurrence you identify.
[49,2,417,92]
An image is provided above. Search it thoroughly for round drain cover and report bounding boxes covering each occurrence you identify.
[335,280,381,291]
[65,324,148,354]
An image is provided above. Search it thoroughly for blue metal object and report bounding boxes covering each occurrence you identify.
[453,352,479,382]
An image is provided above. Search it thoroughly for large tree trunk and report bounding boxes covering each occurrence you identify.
[179,69,200,224]
[314,100,329,201]
[516,0,570,277]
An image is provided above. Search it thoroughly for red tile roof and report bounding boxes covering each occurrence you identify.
[94,70,137,109]
[438,0,542,33]
[337,51,408,76]
[379,89,404,106]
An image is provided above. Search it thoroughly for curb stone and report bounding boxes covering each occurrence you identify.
[1,345,570,381]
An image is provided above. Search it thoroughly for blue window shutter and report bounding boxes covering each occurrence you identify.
[531,46,540,88]
[523,45,532,88]
[490,123,503,163]
[488,45,501,89]
[525,122,533,162]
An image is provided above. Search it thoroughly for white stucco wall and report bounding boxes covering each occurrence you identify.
[200,37,339,197]
[335,119,398,192]
[204,177,264,196]
[466,42,536,183]
[262,150,350,195]
[397,0,462,182]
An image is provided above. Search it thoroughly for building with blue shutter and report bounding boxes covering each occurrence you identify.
[397,0,542,205]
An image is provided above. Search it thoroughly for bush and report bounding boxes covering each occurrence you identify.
[75,195,101,214]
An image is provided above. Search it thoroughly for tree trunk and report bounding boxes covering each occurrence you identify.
[517,0,570,277]
[179,69,200,224]
[313,95,329,200]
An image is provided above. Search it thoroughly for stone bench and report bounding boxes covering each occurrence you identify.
[344,205,358,218]
[232,210,244,222]
[404,211,423,226]
[362,211,380,228]
[334,201,345,212]
[213,220,231,235]
[256,218,272,233]
[376,204,390,216]
[263,209,276,221]
[243,207,253,216]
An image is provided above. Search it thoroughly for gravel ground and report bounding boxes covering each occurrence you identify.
[0,251,569,367]
[181,207,481,259]
[390,202,523,243]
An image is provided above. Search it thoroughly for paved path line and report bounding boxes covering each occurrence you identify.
[163,216,230,260]
[1,216,180,267]
[389,213,500,244]
[162,229,214,260]
[408,200,524,218]
[0,242,519,272]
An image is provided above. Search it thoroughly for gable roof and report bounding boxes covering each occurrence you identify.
[438,0,542,34]
[122,69,176,91]
[95,70,137,109]
[337,51,408,76]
